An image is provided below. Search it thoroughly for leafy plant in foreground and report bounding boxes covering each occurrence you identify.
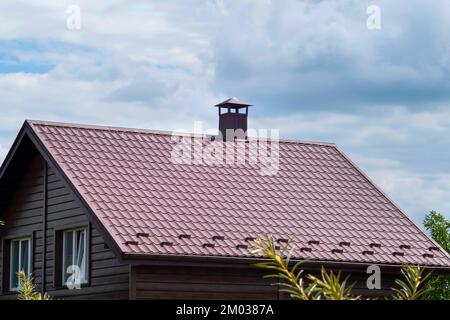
[307,267,358,300]
[392,264,430,300]
[252,236,313,300]
[251,235,359,300]
[17,271,52,300]
[252,235,432,300]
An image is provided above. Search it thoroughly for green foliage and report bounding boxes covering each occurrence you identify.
[392,265,430,300]
[252,235,433,300]
[425,276,450,300]
[251,235,359,300]
[424,211,450,252]
[17,271,52,300]
[307,267,358,300]
[0,220,4,226]
[252,236,313,300]
[423,211,450,300]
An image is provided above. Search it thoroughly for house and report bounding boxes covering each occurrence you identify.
[0,98,449,300]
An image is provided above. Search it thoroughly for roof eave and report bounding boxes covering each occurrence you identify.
[122,252,450,274]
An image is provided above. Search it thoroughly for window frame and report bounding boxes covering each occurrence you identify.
[61,227,89,286]
[9,237,32,292]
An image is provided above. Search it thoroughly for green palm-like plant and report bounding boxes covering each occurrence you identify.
[251,235,359,300]
[252,236,313,300]
[252,235,432,300]
[392,265,430,300]
[17,271,52,300]
[307,267,358,300]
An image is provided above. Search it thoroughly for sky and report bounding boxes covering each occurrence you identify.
[0,0,449,224]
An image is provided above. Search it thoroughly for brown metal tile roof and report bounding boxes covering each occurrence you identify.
[27,120,450,267]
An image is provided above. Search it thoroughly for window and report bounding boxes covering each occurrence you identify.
[62,228,88,285]
[9,238,31,291]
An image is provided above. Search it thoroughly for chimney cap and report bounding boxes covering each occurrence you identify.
[215,97,252,107]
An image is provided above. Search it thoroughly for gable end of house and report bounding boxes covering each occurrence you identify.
[0,123,129,299]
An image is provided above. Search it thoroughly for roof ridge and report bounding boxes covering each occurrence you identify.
[26,119,337,147]
[26,119,176,136]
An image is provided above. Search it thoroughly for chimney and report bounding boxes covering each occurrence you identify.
[214,97,252,141]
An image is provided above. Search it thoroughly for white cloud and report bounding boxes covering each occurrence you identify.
[369,169,450,221]
[254,106,450,146]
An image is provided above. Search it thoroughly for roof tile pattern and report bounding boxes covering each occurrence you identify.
[29,121,450,267]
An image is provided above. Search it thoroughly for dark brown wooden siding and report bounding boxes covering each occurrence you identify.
[0,152,129,300]
[132,265,278,300]
[131,263,399,300]
[0,153,45,296]
[345,272,398,298]
[307,267,398,298]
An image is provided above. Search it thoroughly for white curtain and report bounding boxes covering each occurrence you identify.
[75,230,86,282]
